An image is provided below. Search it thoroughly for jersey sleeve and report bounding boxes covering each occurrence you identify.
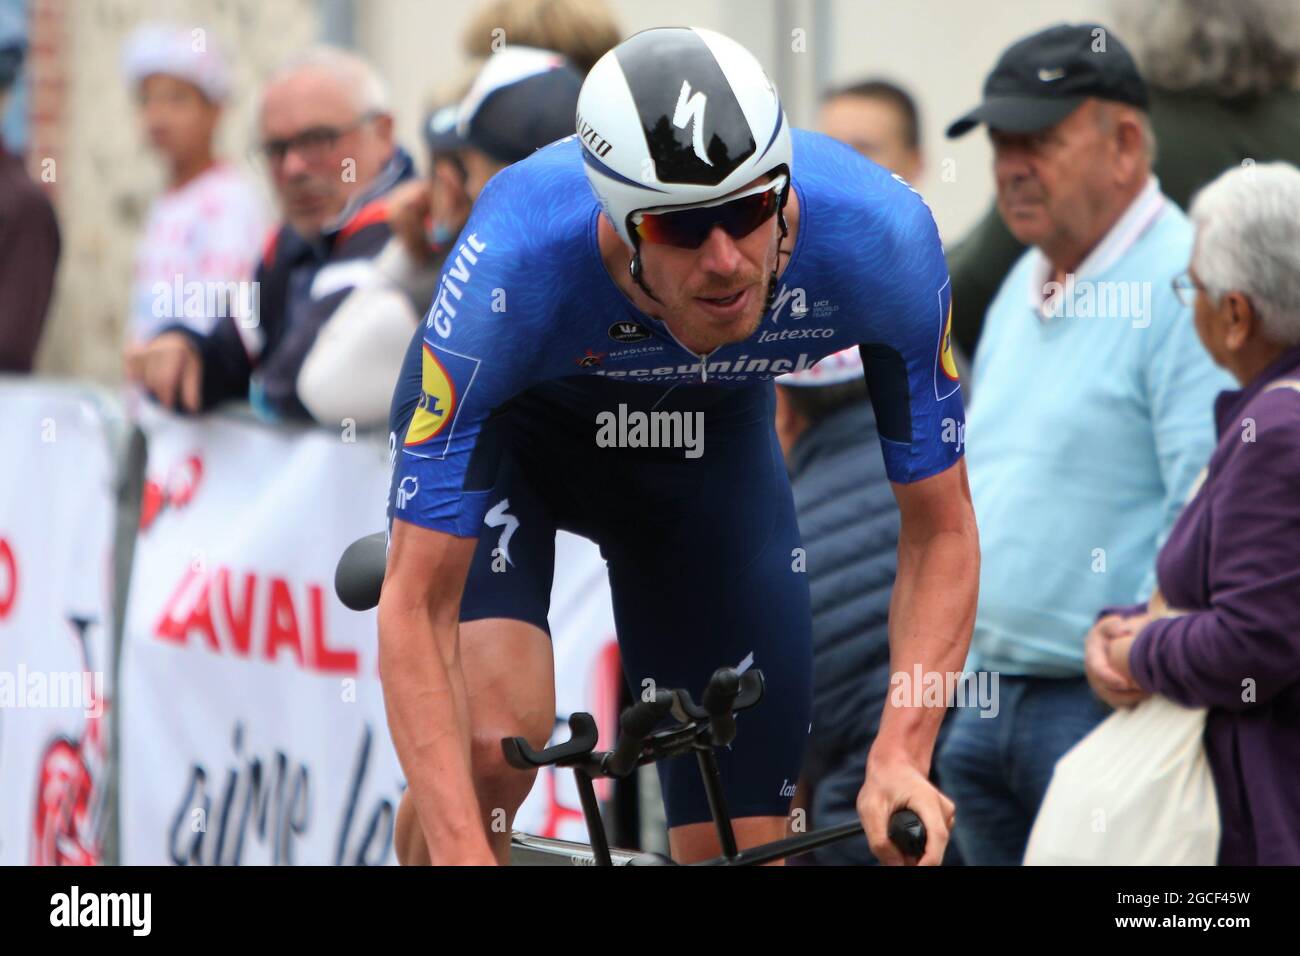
[852,176,965,483]
[386,168,544,537]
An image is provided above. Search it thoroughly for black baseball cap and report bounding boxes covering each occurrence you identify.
[947,23,1147,138]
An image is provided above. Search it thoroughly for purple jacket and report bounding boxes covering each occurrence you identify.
[1121,346,1300,865]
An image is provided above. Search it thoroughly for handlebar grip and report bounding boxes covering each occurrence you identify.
[702,668,741,714]
[887,809,927,858]
[604,691,674,778]
[701,667,741,746]
[501,712,599,769]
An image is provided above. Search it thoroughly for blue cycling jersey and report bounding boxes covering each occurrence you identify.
[389,128,964,536]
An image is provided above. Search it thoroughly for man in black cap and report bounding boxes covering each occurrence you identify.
[945,22,1154,270]
[935,23,1230,865]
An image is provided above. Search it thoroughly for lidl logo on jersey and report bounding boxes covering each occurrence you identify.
[933,280,960,400]
[404,341,482,458]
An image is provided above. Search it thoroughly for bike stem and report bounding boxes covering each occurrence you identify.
[572,768,612,867]
[694,741,738,859]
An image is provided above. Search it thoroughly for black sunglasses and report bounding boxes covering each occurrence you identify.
[630,174,787,249]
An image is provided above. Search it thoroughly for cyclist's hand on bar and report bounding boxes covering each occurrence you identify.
[858,753,954,866]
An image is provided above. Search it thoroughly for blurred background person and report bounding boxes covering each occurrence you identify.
[461,0,621,76]
[775,79,961,864]
[121,24,266,344]
[814,75,971,388]
[0,28,59,373]
[296,47,583,428]
[125,46,413,421]
[1085,161,1300,866]
[936,23,1232,865]
[296,0,621,429]
[818,79,923,187]
[776,349,959,866]
[946,0,1300,361]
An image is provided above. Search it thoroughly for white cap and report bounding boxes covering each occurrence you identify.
[455,46,568,138]
[122,24,230,103]
[776,346,863,387]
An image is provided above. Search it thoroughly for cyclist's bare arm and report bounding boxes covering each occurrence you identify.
[379,518,496,865]
[861,458,979,864]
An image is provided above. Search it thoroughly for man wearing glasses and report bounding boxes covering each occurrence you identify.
[126,46,414,422]
[383,27,977,866]
[296,48,585,429]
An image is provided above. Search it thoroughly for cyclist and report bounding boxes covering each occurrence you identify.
[382,27,978,865]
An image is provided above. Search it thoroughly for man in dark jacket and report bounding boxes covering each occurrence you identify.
[0,36,60,372]
[125,46,413,422]
[776,350,959,865]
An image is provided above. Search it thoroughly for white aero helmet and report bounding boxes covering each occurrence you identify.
[576,26,792,249]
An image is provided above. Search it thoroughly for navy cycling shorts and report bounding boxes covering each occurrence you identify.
[457,376,813,829]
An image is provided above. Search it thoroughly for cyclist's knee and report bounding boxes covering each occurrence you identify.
[471,727,540,816]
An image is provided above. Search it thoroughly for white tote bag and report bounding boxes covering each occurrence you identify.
[1026,380,1300,865]
[1023,693,1219,865]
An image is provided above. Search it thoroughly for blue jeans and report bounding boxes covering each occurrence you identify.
[935,675,1110,865]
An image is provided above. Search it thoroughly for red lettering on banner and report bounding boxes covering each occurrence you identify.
[155,566,221,651]
[265,578,305,666]
[0,537,16,621]
[219,568,256,656]
[309,585,357,673]
[152,566,359,675]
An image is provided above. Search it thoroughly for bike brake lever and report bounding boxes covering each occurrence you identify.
[501,712,599,769]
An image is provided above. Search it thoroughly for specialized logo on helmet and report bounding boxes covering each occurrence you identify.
[672,80,712,166]
[614,27,756,185]
[404,342,483,458]
[576,111,613,158]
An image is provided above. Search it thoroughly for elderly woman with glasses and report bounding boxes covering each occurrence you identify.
[1085,161,1300,865]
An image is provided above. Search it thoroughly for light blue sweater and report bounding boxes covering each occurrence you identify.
[966,185,1233,677]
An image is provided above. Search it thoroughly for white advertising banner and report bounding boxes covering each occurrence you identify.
[513,530,620,842]
[119,405,620,864]
[0,382,117,865]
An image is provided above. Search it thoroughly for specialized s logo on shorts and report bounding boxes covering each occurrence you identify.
[404,341,483,459]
